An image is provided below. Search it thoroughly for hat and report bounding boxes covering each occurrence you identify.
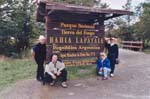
[38,35,45,40]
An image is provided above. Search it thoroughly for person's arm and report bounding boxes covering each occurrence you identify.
[105,59,111,68]
[105,41,109,48]
[56,62,65,76]
[45,64,55,77]
[115,45,119,59]
[58,62,65,73]
[104,38,110,48]
[31,49,35,58]
[31,45,38,59]
[96,59,102,70]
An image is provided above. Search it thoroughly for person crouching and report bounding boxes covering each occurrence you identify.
[44,54,68,88]
[96,52,111,80]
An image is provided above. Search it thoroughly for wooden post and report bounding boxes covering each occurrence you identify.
[140,41,143,51]
[97,19,105,53]
[45,16,53,63]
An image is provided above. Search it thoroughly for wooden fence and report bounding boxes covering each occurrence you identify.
[122,41,143,51]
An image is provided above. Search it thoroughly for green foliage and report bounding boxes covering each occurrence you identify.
[51,0,109,7]
[0,0,36,56]
[0,59,36,90]
[0,58,96,90]
[107,2,150,49]
[135,3,150,38]
[133,2,150,48]
[67,65,96,80]
[53,0,95,6]
[105,18,129,39]
[144,48,150,54]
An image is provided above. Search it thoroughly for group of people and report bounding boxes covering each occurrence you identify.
[31,35,119,88]
[31,35,68,88]
[96,37,119,80]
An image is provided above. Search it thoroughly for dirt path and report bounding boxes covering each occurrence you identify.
[0,49,150,99]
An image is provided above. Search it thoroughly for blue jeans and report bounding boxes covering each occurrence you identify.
[99,67,111,77]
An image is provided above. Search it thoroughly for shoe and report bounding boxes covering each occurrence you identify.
[43,80,45,85]
[110,73,114,77]
[61,82,68,88]
[102,77,108,80]
[50,81,55,86]
[37,78,43,82]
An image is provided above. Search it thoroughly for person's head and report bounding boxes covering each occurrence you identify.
[110,37,115,44]
[39,35,46,44]
[51,54,58,63]
[99,52,106,59]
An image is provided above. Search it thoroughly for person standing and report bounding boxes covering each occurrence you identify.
[105,37,119,77]
[31,35,46,82]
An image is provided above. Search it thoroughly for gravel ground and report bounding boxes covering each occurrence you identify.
[0,49,150,99]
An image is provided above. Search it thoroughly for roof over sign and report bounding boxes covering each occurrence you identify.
[37,0,133,23]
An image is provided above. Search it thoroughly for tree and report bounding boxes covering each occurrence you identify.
[51,0,109,7]
[0,0,17,56]
[51,0,95,6]
[134,2,150,48]
[0,0,35,56]
[110,1,150,48]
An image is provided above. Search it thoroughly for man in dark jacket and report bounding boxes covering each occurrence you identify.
[31,35,46,82]
[105,37,119,77]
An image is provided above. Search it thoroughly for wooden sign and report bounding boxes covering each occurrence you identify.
[37,2,133,66]
[46,22,104,66]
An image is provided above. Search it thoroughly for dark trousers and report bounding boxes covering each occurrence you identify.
[108,57,116,74]
[44,69,67,84]
[35,59,44,81]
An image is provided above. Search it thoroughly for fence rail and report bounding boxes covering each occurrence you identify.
[122,41,143,51]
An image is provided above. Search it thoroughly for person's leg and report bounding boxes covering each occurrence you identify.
[36,62,41,81]
[60,69,67,82]
[38,60,44,81]
[98,68,103,76]
[103,67,111,78]
[59,69,68,88]
[39,66,44,80]
[43,72,53,85]
[96,68,100,76]
[110,60,115,74]
[108,56,115,75]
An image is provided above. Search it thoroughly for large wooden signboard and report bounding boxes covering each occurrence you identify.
[37,1,132,66]
[46,21,105,66]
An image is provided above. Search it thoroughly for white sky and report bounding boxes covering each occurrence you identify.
[102,0,145,10]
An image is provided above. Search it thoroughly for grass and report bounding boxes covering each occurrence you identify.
[143,48,150,54]
[0,58,96,91]
[67,65,96,80]
[0,58,37,91]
